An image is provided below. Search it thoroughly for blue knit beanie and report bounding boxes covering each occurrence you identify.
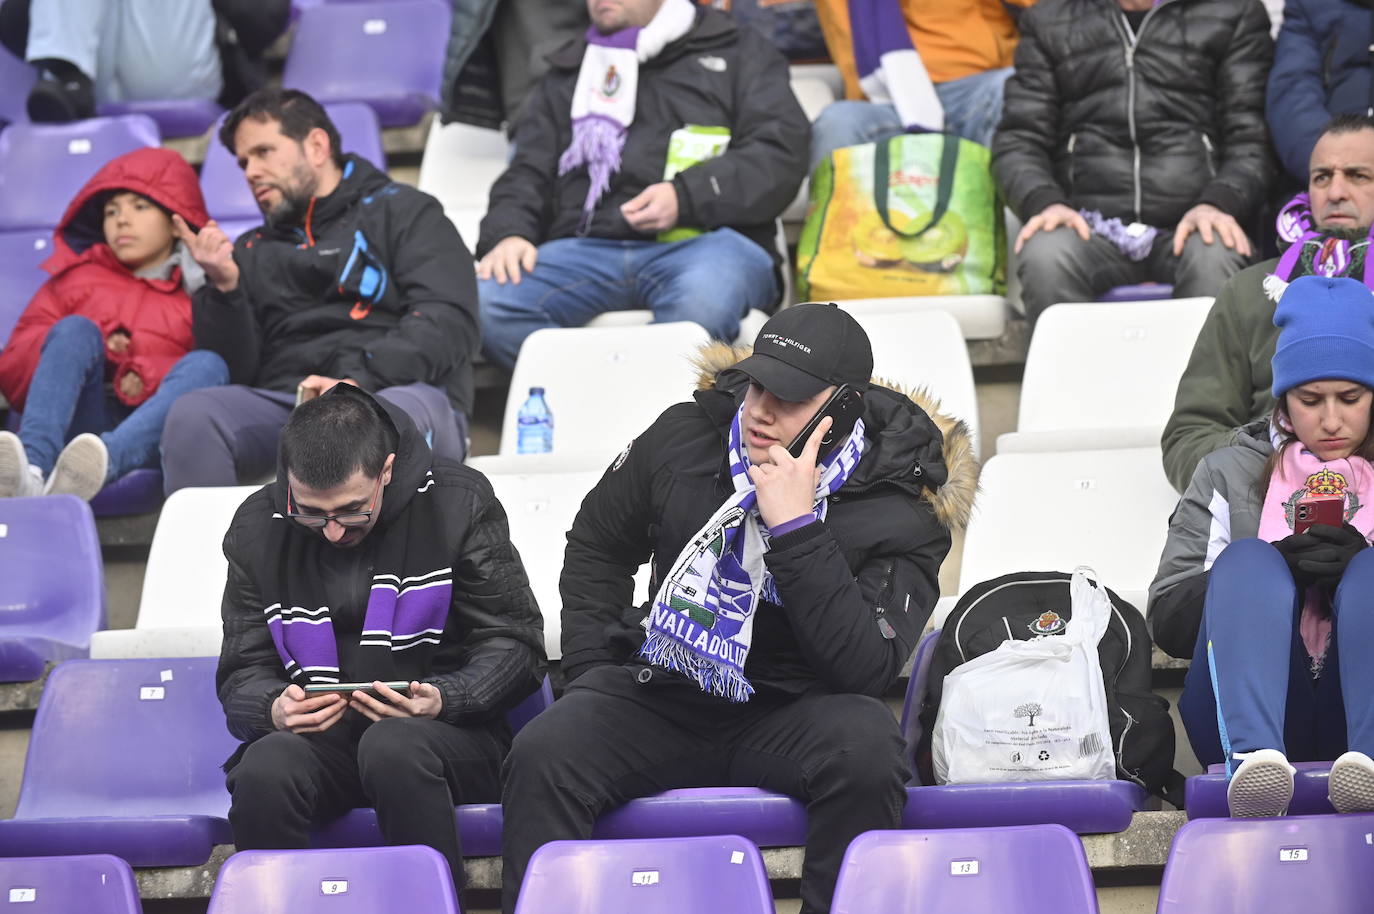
[1271,276,1374,397]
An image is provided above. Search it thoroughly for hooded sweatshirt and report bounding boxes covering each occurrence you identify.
[0,147,210,411]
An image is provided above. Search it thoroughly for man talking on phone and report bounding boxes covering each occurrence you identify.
[216,383,545,892]
[499,302,976,914]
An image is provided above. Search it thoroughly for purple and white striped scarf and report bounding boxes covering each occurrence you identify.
[264,470,453,684]
[638,405,866,701]
[560,0,696,230]
[1264,193,1374,301]
[848,0,942,132]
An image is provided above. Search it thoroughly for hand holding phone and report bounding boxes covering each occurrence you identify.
[1294,494,1344,534]
[272,683,349,734]
[346,680,444,722]
[302,680,412,699]
[786,384,863,459]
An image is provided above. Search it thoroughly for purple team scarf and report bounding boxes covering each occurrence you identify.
[1273,193,1374,285]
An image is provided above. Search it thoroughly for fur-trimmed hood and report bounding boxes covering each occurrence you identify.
[692,341,978,532]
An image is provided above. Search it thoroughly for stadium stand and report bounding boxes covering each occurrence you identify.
[207,846,460,914]
[415,119,508,255]
[0,230,51,345]
[0,854,142,914]
[0,47,34,129]
[1186,761,1337,819]
[836,294,1007,343]
[97,99,222,143]
[0,495,103,682]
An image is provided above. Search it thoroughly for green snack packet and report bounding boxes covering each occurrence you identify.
[659,125,730,243]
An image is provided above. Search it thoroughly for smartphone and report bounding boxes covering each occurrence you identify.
[295,383,318,407]
[786,384,864,459]
[1294,494,1344,534]
[302,681,411,699]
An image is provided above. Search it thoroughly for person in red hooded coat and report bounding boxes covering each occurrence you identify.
[0,146,229,500]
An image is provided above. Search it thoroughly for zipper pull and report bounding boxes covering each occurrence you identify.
[1125,46,1135,69]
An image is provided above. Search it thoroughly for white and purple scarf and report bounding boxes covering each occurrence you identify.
[560,0,696,229]
[1264,193,1374,302]
[847,0,942,132]
[638,406,866,701]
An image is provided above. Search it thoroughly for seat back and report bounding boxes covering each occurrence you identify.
[208,846,459,914]
[201,103,385,224]
[0,116,160,231]
[832,824,1098,913]
[416,118,508,250]
[1017,298,1213,434]
[13,658,236,819]
[949,447,1176,625]
[836,294,1008,341]
[0,229,54,344]
[0,46,33,129]
[501,321,710,458]
[0,854,142,914]
[507,675,555,734]
[0,495,103,643]
[515,836,774,914]
[283,0,451,126]
[1157,815,1374,912]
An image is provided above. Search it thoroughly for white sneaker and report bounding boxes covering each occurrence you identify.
[1228,748,1297,817]
[0,431,40,497]
[44,433,108,501]
[1329,751,1374,814]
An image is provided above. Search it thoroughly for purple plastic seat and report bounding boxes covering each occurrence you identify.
[90,468,165,518]
[208,846,459,914]
[0,496,103,682]
[0,854,142,913]
[1158,813,1374,911]
[283,1,452,127]
[0,657,237,866]
[0,229,53,344]
[1185,761,1335,819]
[831,824,1098,913]
[97,98,223,139]
[0,47,34,128]
[1098,283,1175,302]
[0,116,160,232]
[515,835,773,914]
[201,102,386,226]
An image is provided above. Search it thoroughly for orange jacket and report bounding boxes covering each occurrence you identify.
[815,0,1037,92]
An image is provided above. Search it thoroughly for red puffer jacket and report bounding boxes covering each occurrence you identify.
[0,147,209,411]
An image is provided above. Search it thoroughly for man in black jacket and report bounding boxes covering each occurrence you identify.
[217,383,545,892]
[162,89,479,493]
[993,0,1275,321]
[474,0,809,372]
[499,303,977,914]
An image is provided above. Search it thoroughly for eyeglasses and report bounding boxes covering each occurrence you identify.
[286,475,383,529]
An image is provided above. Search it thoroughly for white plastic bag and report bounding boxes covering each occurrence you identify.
[932,567,1116,784]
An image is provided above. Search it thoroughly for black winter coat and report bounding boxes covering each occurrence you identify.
[476,8,809,268]
[558,346,978,698]
[195,156,481,414]
[993,0,1275,227]
[216,386,546,744]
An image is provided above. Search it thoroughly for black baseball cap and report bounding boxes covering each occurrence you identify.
[727,302,873,401]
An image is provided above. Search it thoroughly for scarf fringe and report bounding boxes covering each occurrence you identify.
[560,114,626,223]
[640,630,756,702]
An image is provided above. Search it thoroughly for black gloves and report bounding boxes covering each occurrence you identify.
[1273,523,1369,589]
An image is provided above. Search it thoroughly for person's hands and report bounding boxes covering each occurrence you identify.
[1272,530,1324,586]
[476,236,538,285]
[1295,523,1368,588]
[296,375,357,402]
[1172,203,1252,257]
[172,214,240,293]
[106,331,130,355]
[620,182,679,233]
[271,684,347,733]
[118,370,143,401]
[1014,203,1090,254]
[348,680,443,721]
[747,416,829,529]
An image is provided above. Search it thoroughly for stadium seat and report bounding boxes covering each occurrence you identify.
[1185,761,1336,819]
[89,469,165,517]
[996,297,1213,454]
[283,0,452,127]
[780,74,840,225]
[89,485,257,659]
[1157,814,1374,912]
[514,836,774,914]
[0,854,142,914]
[0,116,160,232]
[830,824,1099,913]
[0,46,33,129]
[0,496,104,682]
[500,321,710,459]
[1100,282,1174,302]
[0,229,53,344]
[584,307,770,347]
[98,98,223,140]
[836,294,1008,342]
[208,846,459,914]
[201,102,386,234]
[0,657,236,866]
[945,447,1177,624]
[415,118,508,251]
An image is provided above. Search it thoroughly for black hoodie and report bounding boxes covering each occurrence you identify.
[216,385,545,744]
[194,155,481,414]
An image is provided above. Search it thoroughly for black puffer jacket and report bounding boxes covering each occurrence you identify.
[559,343,978,697]
[217,386,546,744]
[993,0,1275,227]
[476,7,809,268]
[195,155,481,414]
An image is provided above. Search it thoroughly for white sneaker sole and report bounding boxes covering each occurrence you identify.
[1228,753,1295,818]
[1329,752,1374,814]
[45,433,107,501]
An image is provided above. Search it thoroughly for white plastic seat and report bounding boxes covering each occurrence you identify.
[782,74,839,225]
[585,307,768,346]
[89,486,258,658]
[996,297,1213,454]
[415,118,509,253]
[836,294,1008,341]
[501,321,711,459]
[939,447,1178,627]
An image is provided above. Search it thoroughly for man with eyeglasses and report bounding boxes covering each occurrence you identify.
[215,382,545,892]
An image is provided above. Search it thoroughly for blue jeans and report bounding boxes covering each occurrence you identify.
[20,314,229,482]
[1178,539,1374,771]
[807,67,1014,171]
[478,229,778,372]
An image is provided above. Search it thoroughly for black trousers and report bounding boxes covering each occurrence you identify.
[226,714,506,888]
[500,664,908,914]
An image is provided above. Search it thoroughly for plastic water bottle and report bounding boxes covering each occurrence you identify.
[516,387,554,454]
